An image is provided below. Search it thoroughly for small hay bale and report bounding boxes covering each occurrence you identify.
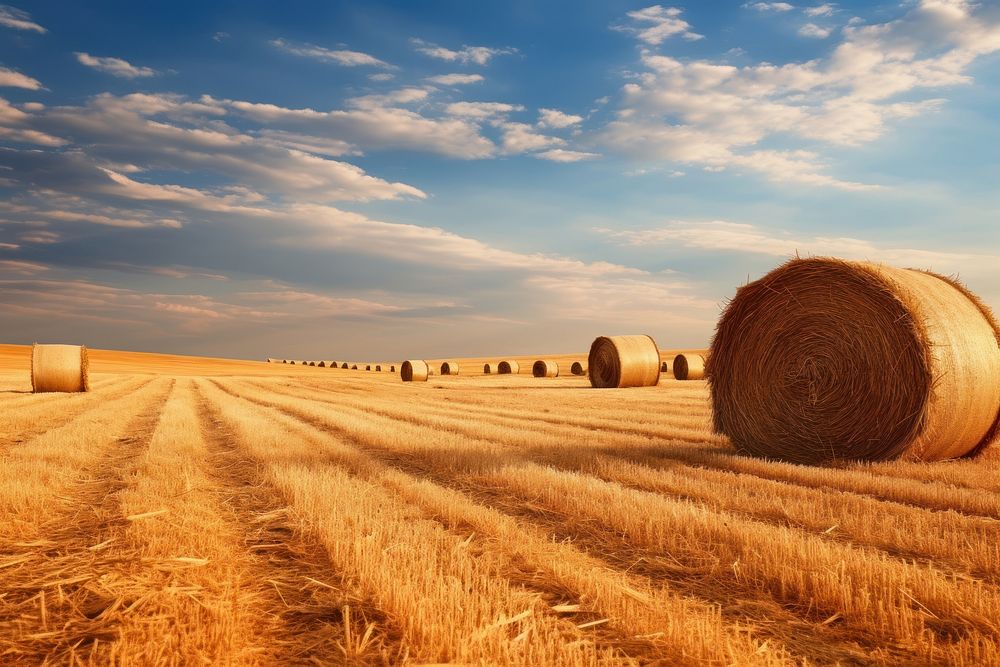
[351,364,358,370]
[365,364,371,371]
[570,361,587,376]
[440,361,460,376]
[484,362,499,374]
[588,335,661,388]
[660,360,670,373]
[317,361,326,367]
[401,360,429,382]
[498,360,520,375]
[390,365,396,373]
[341,363,349,369]
[709,257,1000,463]
[375,365,382,372]
[32,344,89,393]
[673,354,706,381]
[532,360,559,378]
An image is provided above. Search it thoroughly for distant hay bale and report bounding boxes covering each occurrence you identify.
[570,361,587,376]
[375,365,382,372]
[317,361,326,367]
[661,361,670,373]
[32,344,89,393]
[710,257,1000,464]
[341,363,349,369]
[440,361,460,375]
[289,361,296,365]
[366,364,371,371]
[484,362,499,374]
[532,360,558,378]
[673,354,706,381]
[308,361,316,367]
[390,365,396,373]
[498,360,520,375]
[401,360,429,382]
[588,335,661,389]
[351,364,358,370]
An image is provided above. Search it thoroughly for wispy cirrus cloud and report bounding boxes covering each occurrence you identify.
[270,38,392,68]
[745,2,795,12]
[426,73,484,85]
[75,52,157,78]
[411,38,516,65]
[0,67,43,89]
[0,4,45,33]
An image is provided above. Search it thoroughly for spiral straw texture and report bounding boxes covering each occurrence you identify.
[709,257,1000,464]
[532,360,559,378]
[673,354,706,381]
[441,361,460,375]
[401,360,429,382]
[498,360,520,375]
[570,362,587,376]
[32,344,89,393]
[588,335,661,388]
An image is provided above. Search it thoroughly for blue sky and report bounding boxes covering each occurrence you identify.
[1,0,998,360]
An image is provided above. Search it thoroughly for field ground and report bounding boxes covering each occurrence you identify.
[1,343,999,665]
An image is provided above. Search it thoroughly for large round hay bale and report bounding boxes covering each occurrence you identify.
[532,360,558,378]
[588,335,661,388]
[673,354,706,381]
[710,257,1000,464]
[498,360,519,375]
[32,344,89,393]
[440,361,459,375]
[401,360,429,382]
[570,361,587,376]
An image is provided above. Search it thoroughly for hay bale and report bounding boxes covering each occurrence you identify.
[32,344,89,393]
[498,360,520,375]
[317,361,326,367]
[309,361,316,366]
[401,360,429,382]
[673,354,706,381]
[351,364,358,370]
[390,365,396,373]
[341,363,349,369]
[661,361,670,373]
[532,360,559,378]
[440,361,460,375]
[484,362,499,374]
[375,365,382,372]
[588,335,660,388]
[710,257,1000,464]
[570,361,587,376]
[365,364,371,371]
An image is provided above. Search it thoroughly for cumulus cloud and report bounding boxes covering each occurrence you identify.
[614,5,704,44]
[804,4,836,17]
[746,2,795,12]
[537,108,583,128]
[0,5,45,33]
[411,38,515,65]
[75,53,157,78]
[426,73,484,85]
[600,0,1000,189]
[270,38,391,68]
[0,67,42,89]
[798,22,832,38]
[444,101,523,119]
[497,122,565,154]
[535,148,600,162]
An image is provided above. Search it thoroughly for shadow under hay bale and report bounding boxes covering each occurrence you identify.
[709,257,1000,464]
[588,335,660,388]
[32,344,89,393]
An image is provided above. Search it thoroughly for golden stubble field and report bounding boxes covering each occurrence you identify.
[1,343,999,666]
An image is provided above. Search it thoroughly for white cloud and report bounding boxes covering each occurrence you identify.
[615,5,704,44]
[270,38,391,68]
[444,101,523,119]
[0,67,42,89]
[599,0,1000,190]
[426,73,484,85]
[537,108,583,128]
[798,22,832,38]
[0,97,65,145]
[535,148,600,162]
[0,5,45,33]
[346,87,430,109]
[75,52,157,78]
[746,2,795,11]
[599,219,997,270]
[368,72,395,82]
[498,122,565,154]
[411,38,516,65]
[804,4,836,17]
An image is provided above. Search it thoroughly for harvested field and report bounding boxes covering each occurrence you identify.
[1,342,998,665]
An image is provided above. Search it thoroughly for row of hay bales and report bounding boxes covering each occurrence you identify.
[269,359,397,372]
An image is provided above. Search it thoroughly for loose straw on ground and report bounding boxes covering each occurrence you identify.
[401,360,429,382]
[498,360,519,375]
[673,354,706,380]
[532,360,558,378]
[588,335,661,388]
[32,344,89,393]
[440,361,459,375]
[709,257,1000,464]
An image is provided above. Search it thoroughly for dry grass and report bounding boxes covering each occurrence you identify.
[1,343,999,665]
